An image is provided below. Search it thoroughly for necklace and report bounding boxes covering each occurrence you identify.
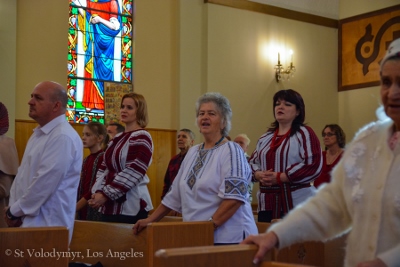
[201,136,225,149]
[326,149,342,165]
[270,128,291,151]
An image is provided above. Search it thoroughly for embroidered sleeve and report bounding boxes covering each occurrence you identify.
[103,131,153,200]
[249,132,272,181]
[220,143,251,203]
[286,126,322,183]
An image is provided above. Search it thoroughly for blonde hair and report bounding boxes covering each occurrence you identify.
[121,92,149,128]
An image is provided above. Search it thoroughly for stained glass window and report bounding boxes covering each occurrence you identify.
[67,0,133,124]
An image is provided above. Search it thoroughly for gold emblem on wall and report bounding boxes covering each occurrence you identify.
[104,82,133,124]
[339,5,400,91]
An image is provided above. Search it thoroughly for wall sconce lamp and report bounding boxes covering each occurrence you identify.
[275,51,296,82]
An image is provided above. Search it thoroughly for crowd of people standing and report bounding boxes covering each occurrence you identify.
[3,38,400,267]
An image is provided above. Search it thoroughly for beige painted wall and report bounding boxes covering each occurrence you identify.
[338,87,381,139]
[0,0,17,138]
[178,0,208,144]
[337,1,397,141]
[135,0,179,130]
[16,0,69,121]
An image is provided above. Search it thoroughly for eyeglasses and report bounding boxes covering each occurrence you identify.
[322,132,336,137]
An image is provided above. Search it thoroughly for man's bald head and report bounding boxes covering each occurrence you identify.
[28,81,68,126]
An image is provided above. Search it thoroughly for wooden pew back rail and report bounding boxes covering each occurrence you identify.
[0,226,69,267]
[68,220,214,267]
[155,244,314,267]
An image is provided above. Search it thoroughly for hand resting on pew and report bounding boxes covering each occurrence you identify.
[240,231,279,264]
[133,203,172,234]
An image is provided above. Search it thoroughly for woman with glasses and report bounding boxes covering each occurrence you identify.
[249,89,322,223]
[313,124,346,188]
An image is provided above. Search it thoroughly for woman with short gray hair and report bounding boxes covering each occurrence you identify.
[195,92,232,137]
[134,92,257,244]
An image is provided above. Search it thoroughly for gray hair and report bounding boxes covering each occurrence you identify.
[195,92,232,137]
[235,133,251,145]
[179,128,195,140]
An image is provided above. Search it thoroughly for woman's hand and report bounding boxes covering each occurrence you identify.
[240,231,279,264]
[88,192,107,209]
[255,170,270,186]
[263,170,278,186]
[132,218,152,235]
[256,170,277,186]
[256,170,288,186]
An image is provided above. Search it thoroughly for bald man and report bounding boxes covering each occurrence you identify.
[4,81,83,243]
[233,134,251,160]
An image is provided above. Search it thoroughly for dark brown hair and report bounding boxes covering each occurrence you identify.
[322,124,346,149]
[269,89,305,136]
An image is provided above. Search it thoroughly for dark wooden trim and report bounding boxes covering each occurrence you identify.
[339,81,381,92]
[204,0,338,28]
[339,4,400,24]
[338,23,343,92]
[15,119,36,123]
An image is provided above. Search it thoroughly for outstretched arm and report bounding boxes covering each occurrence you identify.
[211,199,242,228]
[132,203,171,235]
[240,231,279,264]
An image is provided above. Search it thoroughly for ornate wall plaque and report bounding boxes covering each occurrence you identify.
[339,5,400,91]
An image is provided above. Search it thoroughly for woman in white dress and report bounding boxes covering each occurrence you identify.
[133,92,257,244]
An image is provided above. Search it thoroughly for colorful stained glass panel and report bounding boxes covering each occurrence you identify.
[67,0,133,124]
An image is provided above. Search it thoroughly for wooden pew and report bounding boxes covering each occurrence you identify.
[69,220,214,267]
[256,221,271,234]
[155,244,314,267]
[69,220,147,267]
[159,215,183,222]
[255,220,347,266]
[275,235,347,267]
[0,226,69,267]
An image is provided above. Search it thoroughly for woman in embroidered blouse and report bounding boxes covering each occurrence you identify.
[133,92,257,244]
[242,38,400,267]
[89,92,153,224]
[76,122,107,221]
[249,89,322,223]
[313,124,346,188]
